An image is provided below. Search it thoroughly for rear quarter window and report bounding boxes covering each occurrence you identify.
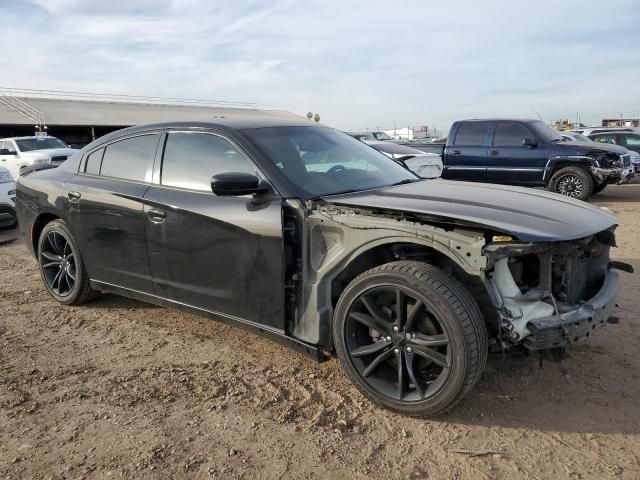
[99,134,160,182]
[453,124,490,146]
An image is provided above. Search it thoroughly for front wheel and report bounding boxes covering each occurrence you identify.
[549,166,594,201]
[37,219,98,305]
[592,183,607,195]
[333,261,488,416]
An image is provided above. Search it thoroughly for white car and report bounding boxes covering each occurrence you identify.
[0,136,78,178]
[368,141,443,178]
[0,166,16,228]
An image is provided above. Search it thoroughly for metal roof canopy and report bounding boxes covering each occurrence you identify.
[0,96,299,127]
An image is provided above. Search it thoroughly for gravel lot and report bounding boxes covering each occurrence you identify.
[1,184,639,479]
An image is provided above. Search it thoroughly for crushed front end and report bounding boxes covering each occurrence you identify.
[484,229,632,351]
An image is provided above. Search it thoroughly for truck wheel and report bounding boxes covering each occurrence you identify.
[37,219,99,305]
[549,166,594,200]
[333,261,488,416]
[592,183,607,195]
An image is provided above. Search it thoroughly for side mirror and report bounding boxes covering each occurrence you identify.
[211,172,268,196]
[523,137,538,148]
[0,149,17,155]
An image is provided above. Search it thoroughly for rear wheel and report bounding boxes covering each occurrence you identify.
[37,220,98,305]
[333,261,488,416]
[549,166,594,201]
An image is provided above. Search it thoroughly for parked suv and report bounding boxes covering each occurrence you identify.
[16,118,630,416]
[432,119,634,200]
[0,136,78,179]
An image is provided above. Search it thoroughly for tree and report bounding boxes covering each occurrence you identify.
[313,113,320,123]
[306,111,314,120]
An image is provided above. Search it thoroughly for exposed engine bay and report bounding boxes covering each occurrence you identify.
[484,229,628,350]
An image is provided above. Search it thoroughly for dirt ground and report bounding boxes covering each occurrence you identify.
[1,184,639,480]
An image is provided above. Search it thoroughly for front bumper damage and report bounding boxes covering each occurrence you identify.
[591,165,634,185]
[484,234,631,350]
[523,269,617,350]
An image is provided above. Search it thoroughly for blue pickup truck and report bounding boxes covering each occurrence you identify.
[416,119,634,200]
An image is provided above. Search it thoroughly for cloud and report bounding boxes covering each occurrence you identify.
[3,0,640,131]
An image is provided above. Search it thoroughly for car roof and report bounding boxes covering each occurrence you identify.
[457,118,540,123]
[0,136,63,140]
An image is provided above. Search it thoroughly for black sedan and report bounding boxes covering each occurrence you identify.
[16,115,625,416]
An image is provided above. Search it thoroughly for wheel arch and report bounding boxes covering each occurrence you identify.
[31,212,61,254]
[545,156,595,186]
[294,233,490,350]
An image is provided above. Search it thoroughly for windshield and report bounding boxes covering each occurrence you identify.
[0,169,13,183]
[570,133,591,142]
[241,126,418,197]
[15,137,67,152]
[372,132,392,140]
[529,121,562,142]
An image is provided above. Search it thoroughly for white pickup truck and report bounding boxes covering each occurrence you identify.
[0,136,78,178]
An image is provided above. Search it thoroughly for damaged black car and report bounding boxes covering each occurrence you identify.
[15,116,632,416]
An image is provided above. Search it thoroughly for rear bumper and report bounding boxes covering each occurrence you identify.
[524,269,618,350]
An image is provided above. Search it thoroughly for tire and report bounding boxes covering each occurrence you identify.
[592,183,607,195]
[333,261,488,416]
[37,219,99,305]
[549,166,594,201]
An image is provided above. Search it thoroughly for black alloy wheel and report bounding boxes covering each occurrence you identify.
[549,166,594,201]
[37,220,98,305]
[556,174,585,198]
[40,230,76,296]
[345,285,452,401]
[333,261,488,416]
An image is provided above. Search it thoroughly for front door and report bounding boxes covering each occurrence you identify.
[65,132,161,292]
[485,122,547,184]
[143,131,285,330]
[442,122,489,181]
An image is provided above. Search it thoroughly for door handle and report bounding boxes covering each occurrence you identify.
[489,150,499,156]
[147,209,166,223]
[68,191,81,202]
[452,150,461,155]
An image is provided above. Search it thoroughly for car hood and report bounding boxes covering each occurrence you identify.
[20,148,78,159]
[322,179,617,242]
[554,141,628,155]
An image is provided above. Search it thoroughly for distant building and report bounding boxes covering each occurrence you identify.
[602,118,639,128]
[0,88,298,146]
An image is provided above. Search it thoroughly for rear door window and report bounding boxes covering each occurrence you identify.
[99,134,159,182]
[493,123,530,146]
[161,132,256,191]
[453,124,490,146]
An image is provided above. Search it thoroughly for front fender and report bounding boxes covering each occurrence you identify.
[544,156,596,184]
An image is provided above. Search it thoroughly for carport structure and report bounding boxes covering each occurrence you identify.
[0,87,291,147]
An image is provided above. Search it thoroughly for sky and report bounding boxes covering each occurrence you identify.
[1,0,639,132]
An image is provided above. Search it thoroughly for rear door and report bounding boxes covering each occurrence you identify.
[442,123,489,181]
[142,130,285,330]
[486,122,547,184]
[65,132,161,292]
